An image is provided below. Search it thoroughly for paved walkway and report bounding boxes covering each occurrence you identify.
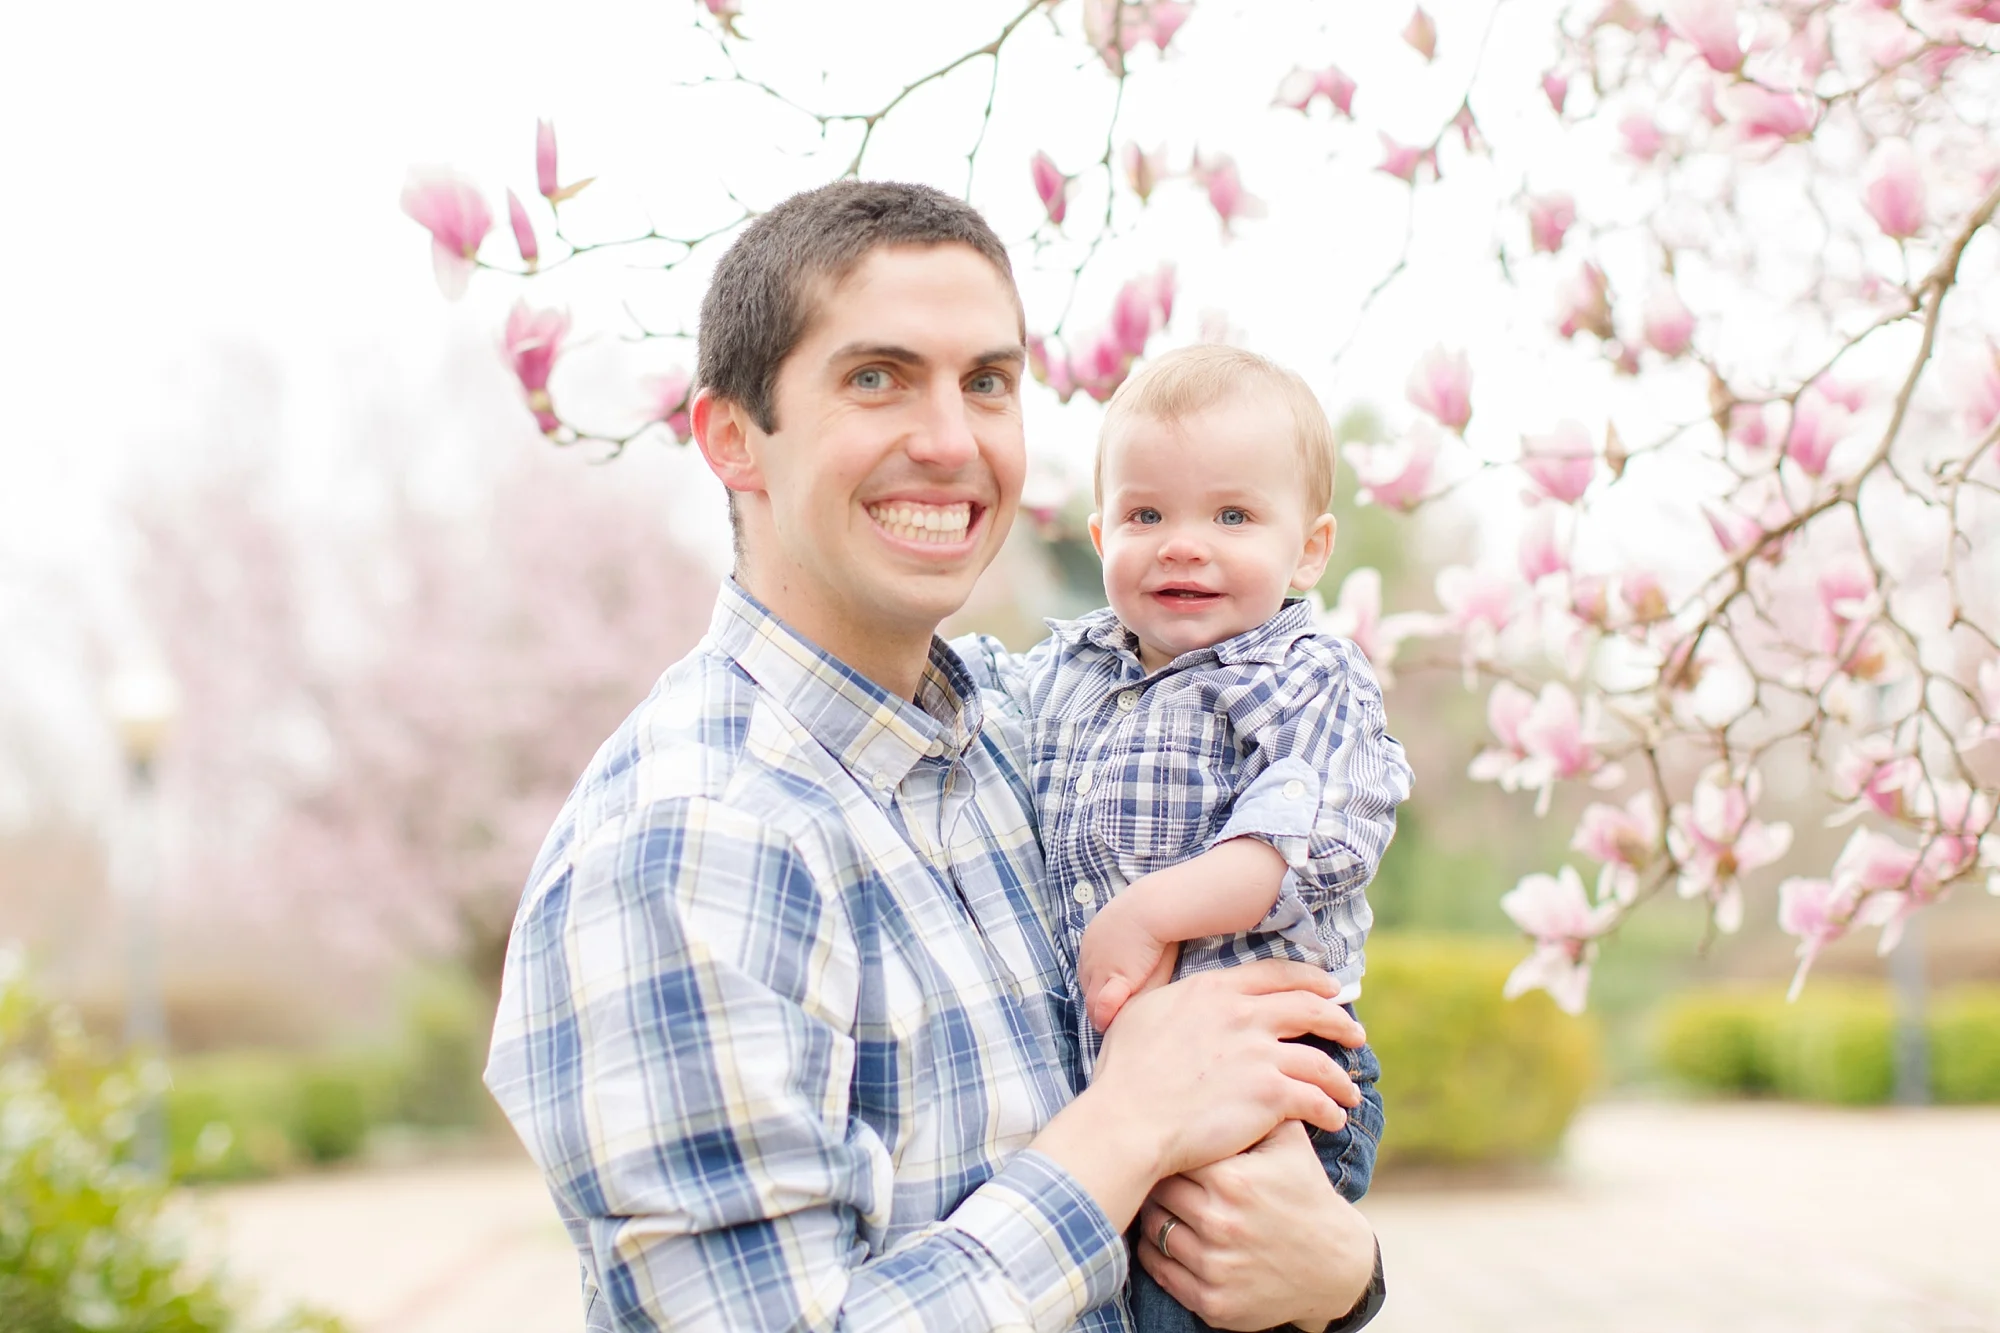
[180,1101,2000,1332]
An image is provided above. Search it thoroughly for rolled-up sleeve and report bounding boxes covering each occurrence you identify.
[485,796,1125,1333]
[1211,645,1412,965]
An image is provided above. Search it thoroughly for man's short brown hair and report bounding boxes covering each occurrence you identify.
[696,180,1021,434]
[1094,344,1338,515]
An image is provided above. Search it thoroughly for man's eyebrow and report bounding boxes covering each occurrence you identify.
[825,342,1027,369]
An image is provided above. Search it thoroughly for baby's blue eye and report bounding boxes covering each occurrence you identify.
[1218,507,1249,526]
[1133,508,1162,525]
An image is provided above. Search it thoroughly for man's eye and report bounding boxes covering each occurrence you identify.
[1132,508,1162,525]
[852,368,892,391]
[967,371,1007,395]
[1217,507,1249,526]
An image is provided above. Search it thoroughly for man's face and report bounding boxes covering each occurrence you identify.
[732,243,1027,648]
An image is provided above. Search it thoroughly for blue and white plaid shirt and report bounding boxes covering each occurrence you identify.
[958,599,1412,1075]
[486,580,1130,1333]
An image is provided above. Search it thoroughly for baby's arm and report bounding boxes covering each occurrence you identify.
[1079,837,1290,1031]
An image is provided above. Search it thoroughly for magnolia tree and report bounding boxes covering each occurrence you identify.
[401,0,2000,1011]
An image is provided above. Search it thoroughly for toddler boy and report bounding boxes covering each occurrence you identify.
[967,343,1411,1332]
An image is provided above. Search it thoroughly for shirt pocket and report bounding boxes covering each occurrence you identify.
[1089,705,1231,878]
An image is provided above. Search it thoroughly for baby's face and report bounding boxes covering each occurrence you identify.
[1090,392,1334,672]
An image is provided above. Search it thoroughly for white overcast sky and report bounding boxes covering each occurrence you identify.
[5,0,1877,818]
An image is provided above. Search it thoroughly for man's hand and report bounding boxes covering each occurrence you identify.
[1078,894,1180,1032]
[1137,1121,1379,1331]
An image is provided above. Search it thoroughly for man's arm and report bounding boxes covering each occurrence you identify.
[486,795,1368,1333]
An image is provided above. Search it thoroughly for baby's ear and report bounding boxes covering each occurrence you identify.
[1087,513,1105,557]
[1291,513,1337,589]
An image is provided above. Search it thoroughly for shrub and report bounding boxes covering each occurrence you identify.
[165,1054,391,1182]
[1654,984,2000,1105]
[1931,990,2000,1104]
[1653,987,1782,1095]
[1361,934,1600,1169]
[0,950,344,1333]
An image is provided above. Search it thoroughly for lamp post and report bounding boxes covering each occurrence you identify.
[108,666,180,1175]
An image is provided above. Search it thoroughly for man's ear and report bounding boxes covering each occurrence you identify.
[1290,513,1338,591]
[692,389,764,495]
[1087,512,1105,558]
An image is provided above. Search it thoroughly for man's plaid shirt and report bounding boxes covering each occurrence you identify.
[959,599,1412,1076]
[485,581,1130,1333]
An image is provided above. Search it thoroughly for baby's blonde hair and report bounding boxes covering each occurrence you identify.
[1094,344,1338,515]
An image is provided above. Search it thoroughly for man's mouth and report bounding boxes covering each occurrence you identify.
[866,500,975,545]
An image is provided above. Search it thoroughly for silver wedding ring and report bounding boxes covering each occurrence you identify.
[1156,1215,1180,1260]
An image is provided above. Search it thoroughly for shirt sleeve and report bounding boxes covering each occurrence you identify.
[1210,639,1413,929]
[484,795,1125,1333]
[947,632,1059,724]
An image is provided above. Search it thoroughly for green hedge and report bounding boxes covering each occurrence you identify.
[0,952,344,1333]
[1655,984,2000,1104]
[1362,935,1600,1168]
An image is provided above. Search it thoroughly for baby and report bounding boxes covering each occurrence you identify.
[968,343,1412,1333]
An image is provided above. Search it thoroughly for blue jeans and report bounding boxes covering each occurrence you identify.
[1127,1026,1383,1333]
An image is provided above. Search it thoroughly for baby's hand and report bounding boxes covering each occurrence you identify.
[1078,895,1180,1032]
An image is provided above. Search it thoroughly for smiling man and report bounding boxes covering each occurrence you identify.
[485,181,1385,1333]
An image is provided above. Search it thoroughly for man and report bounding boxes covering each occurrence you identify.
[486,180,1385,1332]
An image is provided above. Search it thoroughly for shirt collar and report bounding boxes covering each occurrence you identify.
[708,579,983,796]
[1045,597,1318,671]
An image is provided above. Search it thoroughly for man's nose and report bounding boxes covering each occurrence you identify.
[904,382,980,468]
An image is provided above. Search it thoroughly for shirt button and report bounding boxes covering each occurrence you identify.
[1074,772,1093,795]
[1283,779,1307,801]
[1116,691,1138,712]
[1072,883,1094,905]
[870,771,894,792]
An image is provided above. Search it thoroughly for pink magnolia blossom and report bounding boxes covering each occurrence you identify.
[401,173,493,300]
[504,302,572,435]
[1619,113,1664,162]
[703,0,744,36]
[1812,556,1879,664]
[1318,568,1424,684]
[1663,0,1744,73]
[1784,391,1849,478]
[1437,564,1519,671]
[1030,152,1075,226]
[1863,140,1926,239]
[1145,0,1192,48]
[1514,682,1617,809]
[535,119,593,206]
[1110,265,1175,357]
[1573,793,1661,904]
[1702,501,1764,557]
[1728,403,1772,452]
[1542,70,1570,114]
[1829,735,1919,825]
[1521,420,1597,504]
[1193,154,1263,233]
[1642,282,1695,357]
[1720,84,1815,142]
[1556,263,1613,341]
[1501,866,1614,1014]
[1405,346,1473,433]
[1618,569,1669,624]
[1275,64,1358,116]
[1571,573,1611,627]
[1668,764,1794,933]
[1953,340,2000,435]
[1527,193,1576,254]
[1469,680,1539,790]
[645,367,694,443]
[1960,659,2000,751]
[1403,6,1438,60]
[1518,504,1569,584]
[1376,134,1435,184]
[1777,877,1849,1000]
[506,189,539,272]
[1122,142,1170,202]
[1344,422,1439,512]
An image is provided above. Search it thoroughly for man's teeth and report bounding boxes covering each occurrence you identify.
[868,501,972,544]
